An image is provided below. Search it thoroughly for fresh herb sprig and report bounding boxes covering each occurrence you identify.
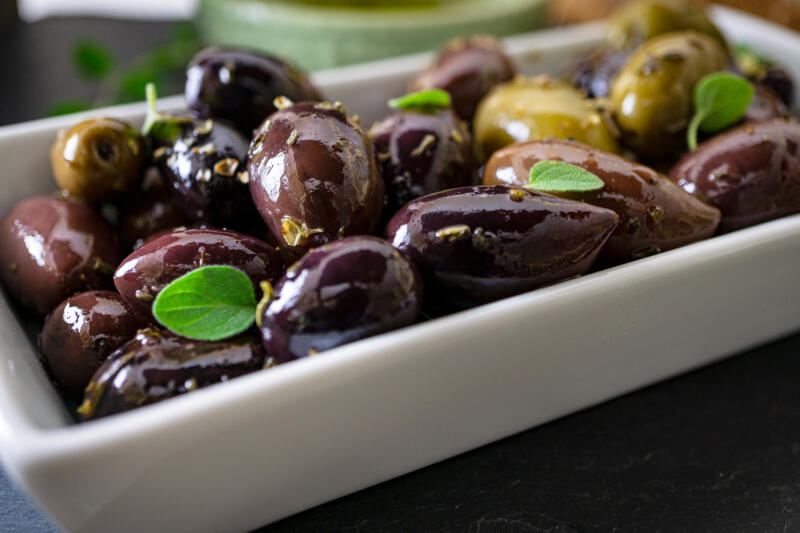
[524,161,605,193]
[388,89,451,112]
[687,72,754,150]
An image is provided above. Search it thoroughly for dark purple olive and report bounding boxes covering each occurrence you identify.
[759,66,794,107]
[369,108,474,216]
[185,47,323,136]
[120,168,192,249]
[385,185,619,307]
[743,85,791,124]
[0,195,121,316]
[78,329,266,420]
[411,35,516,121]
[259,236,422,363]
[248,101,383,253]
[114,228,282,319]
[153,117,260,231]
[735,48,794,107]
[569,46,630,98]
[669,119,800,233]
[39,290,150,398]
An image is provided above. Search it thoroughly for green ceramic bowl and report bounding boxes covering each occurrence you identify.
[196,0,548,71]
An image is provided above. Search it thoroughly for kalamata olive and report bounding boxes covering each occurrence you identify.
[259,236,422,363]
[50,117,145,204]
[153,117,261,232]
[39,290,150,398]
[568,47,630,98]
[669,119,800,233]
[120,168,192,249]
[0,195,121,316]
[473,76,620,161]
[185,47,323,136]
[483,139,721,264]
[610,31,727,158]
[114,228,282,319]
[369,108,473,216]
[248,101,383,252]
[606,0,726,50]
[78,329,266,420]
[410,35,515,121]
[734,46,794,107]
[743,85,791,124]
[385,185,619,307]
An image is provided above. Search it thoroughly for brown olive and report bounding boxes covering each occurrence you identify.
[39,290,150,398]
[50,118,145,204]
[0,195,122,316]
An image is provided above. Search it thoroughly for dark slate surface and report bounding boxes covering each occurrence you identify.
[1,14,799,533]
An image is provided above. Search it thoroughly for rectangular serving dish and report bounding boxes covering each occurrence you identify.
[1,7,800,533]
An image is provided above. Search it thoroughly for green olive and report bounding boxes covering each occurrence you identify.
[610,31,727,158]
[473,76,620,161]
[50,118,145,203]
[607,0,727,50]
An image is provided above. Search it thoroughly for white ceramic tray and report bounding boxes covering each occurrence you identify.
[1,7,800,533]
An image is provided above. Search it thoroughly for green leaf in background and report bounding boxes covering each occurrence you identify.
[73,40,115,80]
[46,99,93,117]
[525,161,605,193]
[687,72,754,150]
[388,89,451,112]
[153,266,258,341]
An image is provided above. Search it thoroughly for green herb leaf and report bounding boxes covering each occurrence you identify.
[388,89,451,112]
[687,72,754,150]
[73,40,115,80]
[46,99,93,117]
[524,161,605,193]
[141,82,188,144]
[152,266,257,341]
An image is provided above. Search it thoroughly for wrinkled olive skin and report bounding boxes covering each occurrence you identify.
[369,108,473,216]
[248,102,383,252]
[411,35,515,121]
[606,0,726,50]
[155,117,260,232]
[669,119,800,233]
[259,236,422,363]
[79,329,266,420]
[0,195,121,316]
[39,290,150,398]
[483,139,721,264]
[114,228,282,319]
[474,76,620,161]
[610,31,728,158]
[50,118,145,204]
[120,168,192,249]
[385,185,619,307]
[744,85,791,124]
[569,47,630,98]
[185,47,323,136]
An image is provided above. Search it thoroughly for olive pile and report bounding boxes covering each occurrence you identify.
[1,0,798,421]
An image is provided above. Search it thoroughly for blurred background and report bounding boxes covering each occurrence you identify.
[1,0,800,125]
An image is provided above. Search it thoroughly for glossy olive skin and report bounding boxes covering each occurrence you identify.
[606,0,726,50]
[483,139,721,264]
[155,117,260,231]
[78,329,266,420]
[39,290,150,398]
[410,35,515,121]
[120,168,192,249]
[669,119,800,233]
[385,185,619,306]
[0,195,121,316]
[50,118,145,204]
[248,102,383,252]
[473,76,620,161]
[369,108,473,216]
[744,85,791,124]
[259,236,422,363]
[610,31,727,158]
[569,47,630,98]
[185,47,323,135]
[114,228,282,319]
